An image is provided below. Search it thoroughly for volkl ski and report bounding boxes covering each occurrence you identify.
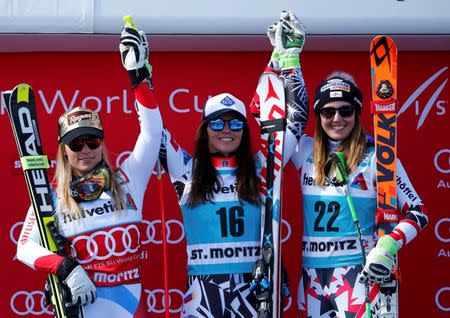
[370,35,399,318]
[4,84,79,318]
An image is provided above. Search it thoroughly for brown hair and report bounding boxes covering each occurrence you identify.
[187,120,260,207]
[313,71,367,186]
[313,111,367,186]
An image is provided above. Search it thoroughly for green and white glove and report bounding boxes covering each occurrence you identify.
[275,10,306,70]
[119,26,152,88]
[359,235,399,284]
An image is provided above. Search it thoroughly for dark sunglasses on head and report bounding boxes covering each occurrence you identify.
[67,135,102,152]
[319,105,355,119]
[209,118,245,132]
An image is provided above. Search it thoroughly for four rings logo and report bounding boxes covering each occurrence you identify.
[398,66,448,130]
[145,288,183,313]
[10,290,52,316]
[142,219,185,245]
[71,224,141,264]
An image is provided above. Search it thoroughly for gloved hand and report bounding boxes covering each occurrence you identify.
[359,235,399,284]
[275,10,306,70]
[57,257,97,306]
[266,22,280,70]
[119,25,152,88]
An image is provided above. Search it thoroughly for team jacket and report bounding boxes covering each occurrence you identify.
[291,135,429,268]
[16,83,162,287]
[158,67,309,275]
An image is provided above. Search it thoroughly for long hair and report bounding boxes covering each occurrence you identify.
[313,71,367,186]
[187,120,260,207]
[55,142,126,218]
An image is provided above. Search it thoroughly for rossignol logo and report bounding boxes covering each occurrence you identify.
[68,111,92,124]
[398,66,448,130]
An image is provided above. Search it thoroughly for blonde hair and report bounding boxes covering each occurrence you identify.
[55,142,126,218]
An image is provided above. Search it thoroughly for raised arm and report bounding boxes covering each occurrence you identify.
[251,11,309,166]
[118,22,163,203]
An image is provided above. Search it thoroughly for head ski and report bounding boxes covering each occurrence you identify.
[4,84,79,318]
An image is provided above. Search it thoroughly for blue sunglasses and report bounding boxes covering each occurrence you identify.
[209,118,245,132]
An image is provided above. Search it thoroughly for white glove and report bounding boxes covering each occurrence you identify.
[266,22,281,71]
[65,265,97,306]
[57,258,97,307]
[119,26,149,70]
[267,22,277,48]
[275,10,306,70]
[359,235,399,284]
[119,26,151,87]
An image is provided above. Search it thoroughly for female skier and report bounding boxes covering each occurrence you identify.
[157,11,309,318]
[292,72,429,317]
[16,24,162,317]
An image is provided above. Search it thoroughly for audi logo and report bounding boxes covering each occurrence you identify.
[435,287,450,312]
[10,290,52,316]
[145,288,184,313]
[435,218,450,243]
[142,219,185,245]
[435,149,450,174]
[72,224,141,264]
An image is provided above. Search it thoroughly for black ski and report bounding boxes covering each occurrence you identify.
[4,83,79,318]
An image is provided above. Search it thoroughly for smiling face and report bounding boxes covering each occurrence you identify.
[207,113,244,156]
[319,101,356,141]
[64,139,103,176]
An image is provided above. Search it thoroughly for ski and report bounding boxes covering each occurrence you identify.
[4,84,79,318]
[251,72,286,318]
[370,36,399,318]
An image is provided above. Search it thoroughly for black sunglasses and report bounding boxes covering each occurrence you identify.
[68,135,102,152]
[209,118,245,132]
[319,106,355,119]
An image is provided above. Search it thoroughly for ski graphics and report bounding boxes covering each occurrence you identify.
[252,73,286,318]
[370,35,399,318]
[5,84,79,318]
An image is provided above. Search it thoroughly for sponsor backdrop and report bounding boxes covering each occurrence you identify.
[0,50,448,317]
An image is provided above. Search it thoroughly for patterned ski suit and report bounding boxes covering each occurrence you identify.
[291,135,429,318]
[158,66,309,318]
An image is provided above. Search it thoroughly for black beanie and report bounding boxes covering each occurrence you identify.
[313,77,363,111]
